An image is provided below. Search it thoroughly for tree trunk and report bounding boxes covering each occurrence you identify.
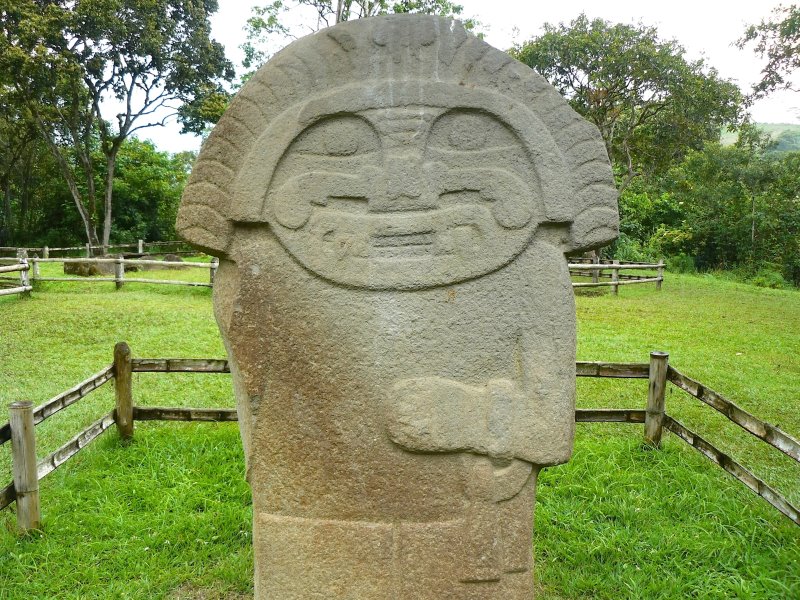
[46,140,99,252]
[1,176,12,245]
[19,154,32,241]
[101,150,118,252]
[76,141,98,247]
[751,194,756,260]
[29,112,100,253]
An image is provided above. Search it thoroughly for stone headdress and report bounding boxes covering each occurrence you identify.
[177,16,618,269]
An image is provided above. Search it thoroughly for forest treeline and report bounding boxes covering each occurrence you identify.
[1,135,193,248]
[1,2,799,286]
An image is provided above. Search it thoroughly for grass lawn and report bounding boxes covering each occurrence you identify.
[0,268,798,599]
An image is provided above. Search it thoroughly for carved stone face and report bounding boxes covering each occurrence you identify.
[230,81,569,290]
[266,104,539,290]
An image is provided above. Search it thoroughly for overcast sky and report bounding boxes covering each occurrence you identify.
[143,0,799,154]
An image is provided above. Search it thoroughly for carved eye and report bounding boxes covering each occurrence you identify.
[291,115,380,157]
[428,110,517,152]
[447,116,487,150]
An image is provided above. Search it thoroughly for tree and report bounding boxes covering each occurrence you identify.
[0,131,196,249]
[738,4,800,96]
[617,140,800,285]
[772,128,800,152]
[662,143,800,282]
[0,0,234,253]
[511,14,745,191]
[0,85,40,245]
[242,0,475,71]
[111,140,193,243]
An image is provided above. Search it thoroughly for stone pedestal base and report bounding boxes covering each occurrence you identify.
[253,468,538,599]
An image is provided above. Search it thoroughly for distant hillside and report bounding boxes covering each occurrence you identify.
[721,123,800,152]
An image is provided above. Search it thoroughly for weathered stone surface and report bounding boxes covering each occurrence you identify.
[178,14,618,599]
[138,253,187,271]
[64,257,140,275]
[63,260,113,277]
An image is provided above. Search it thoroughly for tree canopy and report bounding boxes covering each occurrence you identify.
[511,14,745,190]
[619,141,800,286]
[0,0,233,251]
[0,131,191,248]
[739,4,800,97]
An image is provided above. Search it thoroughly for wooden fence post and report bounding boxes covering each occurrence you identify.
[611,260,620,296]
[644,351,669,448]
[592,251,600,284]
[9,401,41,532]
[137,239,144,254]
[19,258,30,298]
[657,258,664,290]
[31,256,40,280]
[43,246,49,259]
[210,257,219,286]
[114,342,134,441]
[114,256,125,290]
[85,243,91,258]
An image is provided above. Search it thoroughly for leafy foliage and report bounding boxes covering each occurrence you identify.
[110,140,194,243]
[772,127,800,151]
[0,0,233,249]
[512,14,744,190]
[0,132,193,248]
[0,85,42,246]
[511,13,800,286]
[618,142,800,285]
[739,4,800,96]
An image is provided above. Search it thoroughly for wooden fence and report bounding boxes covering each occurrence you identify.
[1,256,659,297]
[0,256,219,291]
[0,239,192,259]
[1,345,797,532]
[0,259,31,298]
[569,256,665,295]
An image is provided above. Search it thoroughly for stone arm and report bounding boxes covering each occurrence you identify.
[386,327,575,468]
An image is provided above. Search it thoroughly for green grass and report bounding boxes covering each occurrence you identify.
[0,270,798,599]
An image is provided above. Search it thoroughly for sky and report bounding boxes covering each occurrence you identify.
[142,0,800,154]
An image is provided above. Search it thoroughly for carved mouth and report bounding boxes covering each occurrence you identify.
[369,229,437,258]
[304,204,500,264]
[371,231,435,248]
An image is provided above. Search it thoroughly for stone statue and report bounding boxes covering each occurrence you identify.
[178,14,617,599]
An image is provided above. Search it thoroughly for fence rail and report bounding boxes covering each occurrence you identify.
[2,254,664,297]
[664,417,800,525]
[131,358,230,373]
[569,256,665,295]
[667,367,800,462]
[0,259,31,298]
[1,346,796,531]
[575,361,649,378]
[37,412,116,481]
[0,239,192,258]
[0,256,219,292]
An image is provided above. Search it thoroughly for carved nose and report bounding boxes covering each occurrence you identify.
[370,156,436,212]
